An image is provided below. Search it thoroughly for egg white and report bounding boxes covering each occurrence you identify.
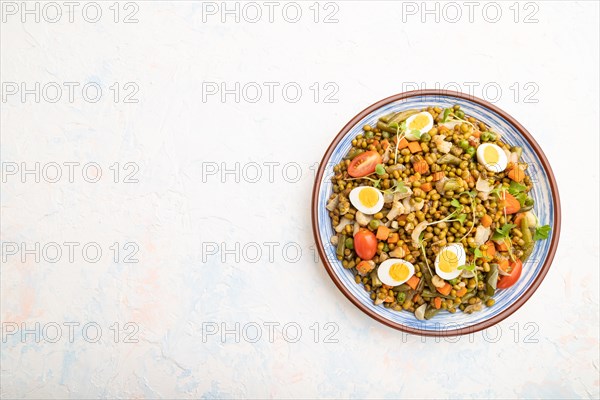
[476,143,508,172]
[434,243,466,280]
[377,258,415,287]
[404,112,434,141]
[349,186,384,215]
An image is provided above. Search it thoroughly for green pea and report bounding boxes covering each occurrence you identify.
[369,219,380,230]
[455,110,465,119]
[466,146,476,157]
[420,132,431,142]
[382,131,390,139]
[345,237,354,250]
[459,139,469,150]
[365,131,374,139]
[524,197,534,207]
[397,292,406,303]
[488,132,497,141]
[481,132,491,142]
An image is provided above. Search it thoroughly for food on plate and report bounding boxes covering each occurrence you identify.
[326,104,551,319]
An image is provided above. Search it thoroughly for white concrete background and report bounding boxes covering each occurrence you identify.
[1,1,599,399]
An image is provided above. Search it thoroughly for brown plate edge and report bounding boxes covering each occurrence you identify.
[310,89,561,337]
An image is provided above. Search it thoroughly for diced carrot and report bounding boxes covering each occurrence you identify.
[431,171,445,181]
[481,214,493,228]
[483,240,496,260]
[387,232,399,244]
[498,258,510,272]
[413,159,429,174]
[456,287,467,297]
[513,213,525,227]
[472,131,481,138]
[408,175,417,183]
[436,282,452,296]
[397,214,407,223]
[406,275,420,290]
[376,225,390,240]
[356,261,375,275]
[380,139,389,149]
[397,137,409,149]
[496,239,511,252]
[508,164,526,183]
[434,297,442,309]
[501,192,521,214]
[413,293,422,303]
[407,141,422,153]
[420,182,433,192]
[384,295,395,303]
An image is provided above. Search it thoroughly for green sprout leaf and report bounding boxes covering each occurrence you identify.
[492,223,517,241]
[457,213,467,224]
[451,199,461,208]
[375,164,386,176]
[533,225,551,240]
[410,129,422,139]
[508,181,527,195]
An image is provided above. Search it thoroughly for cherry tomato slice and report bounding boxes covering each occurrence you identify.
[354,229,378,260]
[348,150,382,178]
[497,258,523,289]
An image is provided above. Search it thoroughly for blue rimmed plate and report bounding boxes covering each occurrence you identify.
[311,90,561,336]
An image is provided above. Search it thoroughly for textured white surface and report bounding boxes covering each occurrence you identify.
[1,1,599,399]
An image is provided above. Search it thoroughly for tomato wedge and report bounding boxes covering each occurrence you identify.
[348,150,382,178]
[497,258,523,289]
[353,229,377,260]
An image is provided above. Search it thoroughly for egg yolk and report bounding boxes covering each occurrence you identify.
[408,114,430,131]
[389,263,410,282]
[484,146,500,164]
[439,249,459,273]
[358,187,379,208]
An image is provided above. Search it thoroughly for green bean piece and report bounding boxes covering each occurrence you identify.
[521,217,533,246]
[388,109,419,124]
[337,234,346,257]
[486,263,498,297]
[376,121,402,135]
[379,112,397,123]
[424,306,440,320]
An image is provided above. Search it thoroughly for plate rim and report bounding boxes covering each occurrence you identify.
[311,89,562,337]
